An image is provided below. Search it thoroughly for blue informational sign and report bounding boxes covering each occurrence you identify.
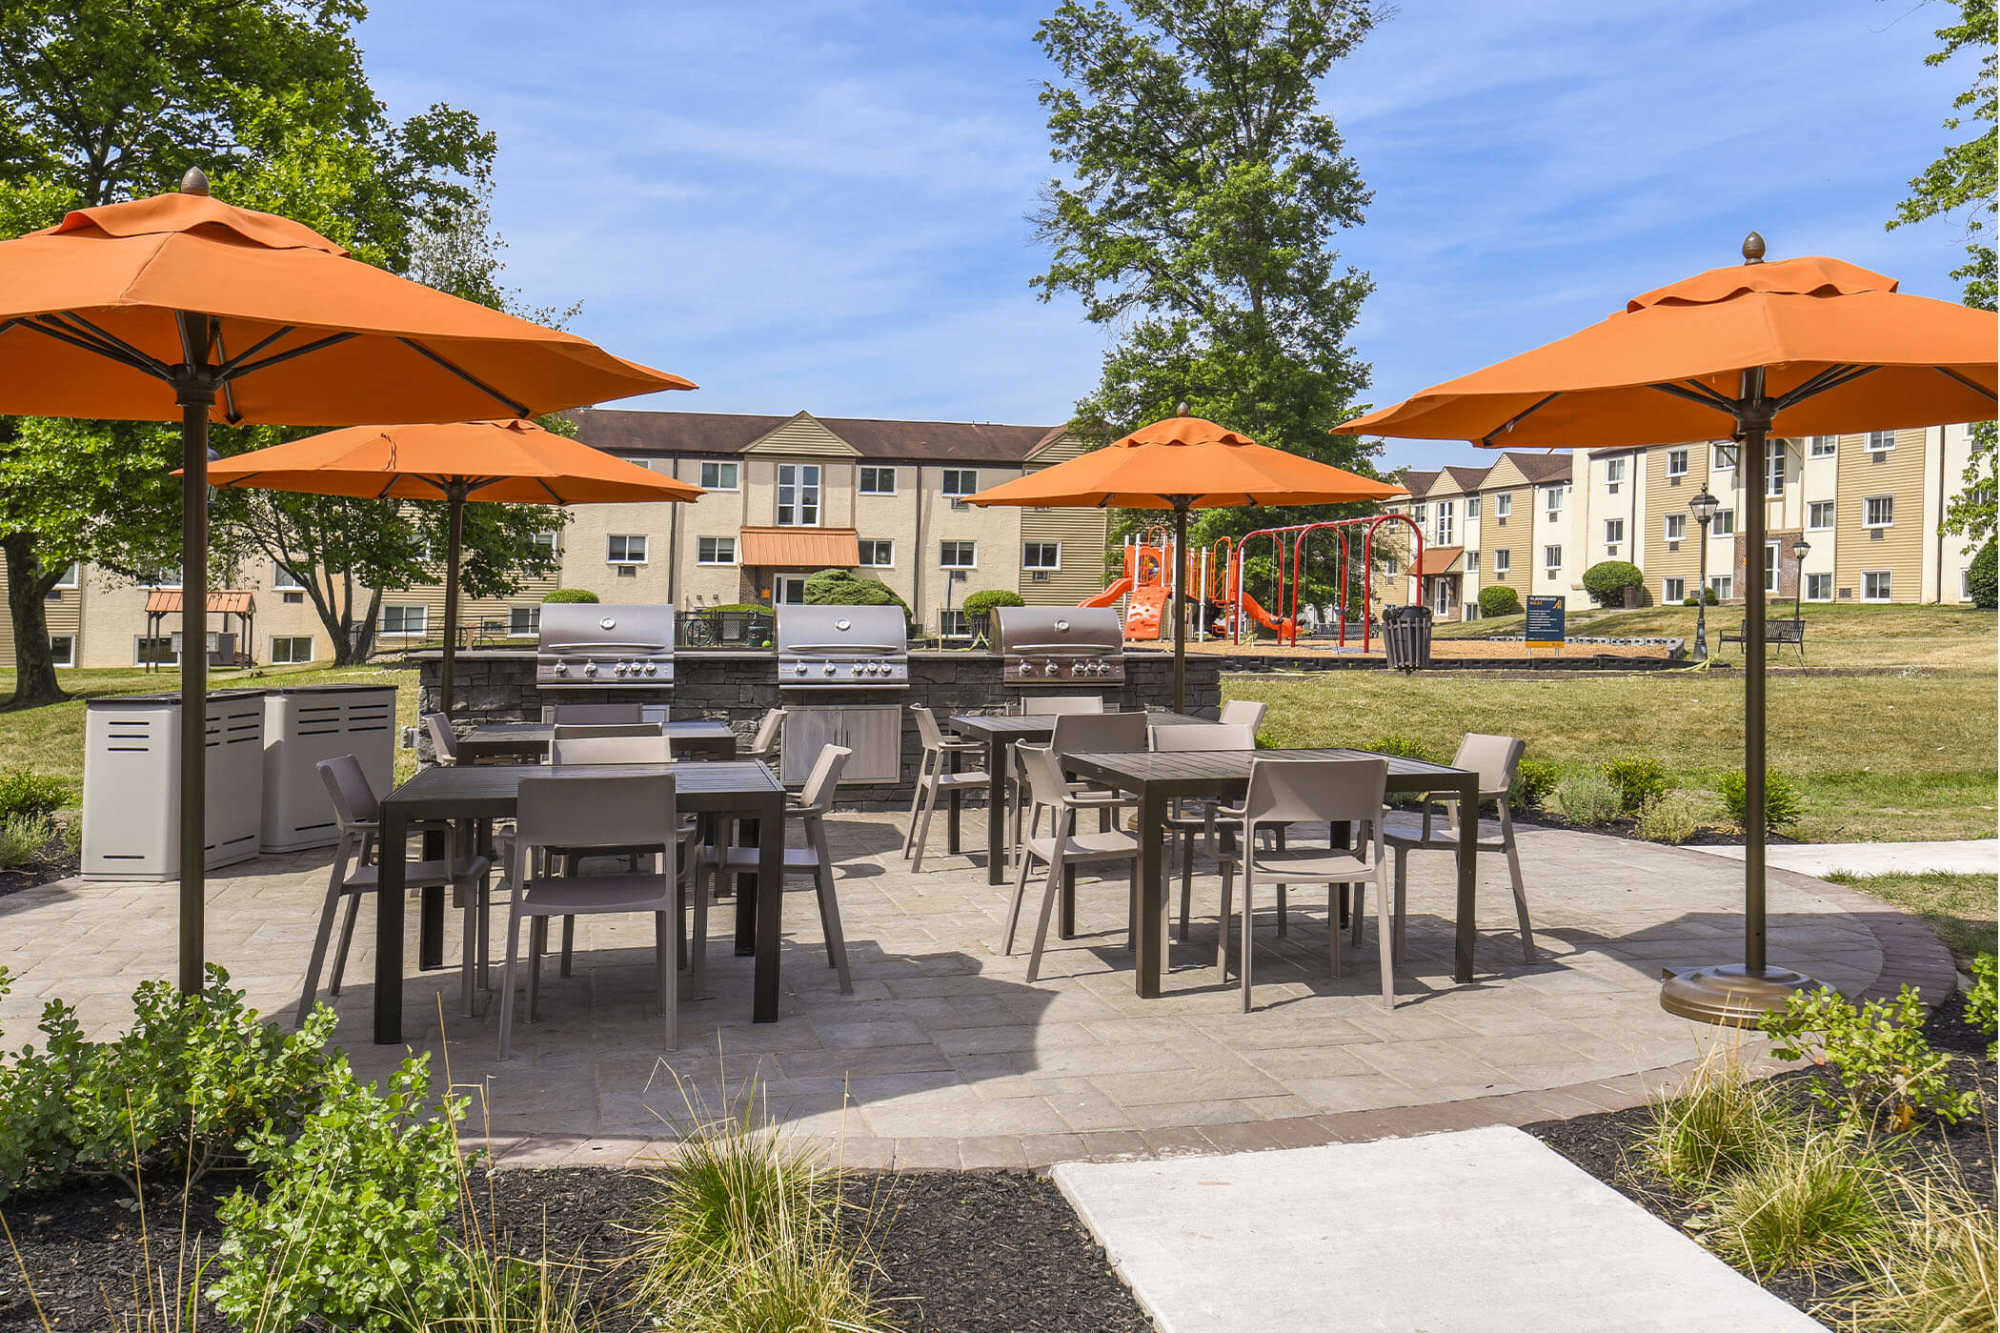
[1525,596,1566,648]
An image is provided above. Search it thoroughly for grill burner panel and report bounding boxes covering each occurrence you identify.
[775,605,910,691]
[998,606,1125,686]
[536,603,675,689]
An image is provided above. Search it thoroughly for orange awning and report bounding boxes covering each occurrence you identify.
[739,527,861,567]
[1418,547,1463,577]
[145,589,254,615]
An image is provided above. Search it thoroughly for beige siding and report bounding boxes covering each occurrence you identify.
[743,413,860,458]
[1642,443,1710,602]
[1833,428,1927,601]
[1018,507,1110,605]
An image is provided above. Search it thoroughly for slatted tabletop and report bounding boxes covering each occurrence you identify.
[1061,747,1471,796]
[457,720,738,761]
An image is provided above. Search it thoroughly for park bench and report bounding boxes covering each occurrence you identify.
[1719,615,1806,661]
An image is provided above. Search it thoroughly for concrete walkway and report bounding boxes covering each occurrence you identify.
[1688,838,1997,877]
[1053,1125,1824,1333]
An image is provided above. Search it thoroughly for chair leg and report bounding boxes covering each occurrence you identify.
[1350,878,1365,948]
[903,749,931,857]
[527,916,545,1022]
[560,915,575,978]
[296,871,348,1027]
[1003,834,1035,956]
[328,892,363,997]
[810,818,853,993]
[1276,884,1288,937]
[1025,845,1067,983]
[1500,801,1535,962]
[1176,831,1195,944]
[497,903,525,1058]
[1216,862,1234,979]
[1328,884,1345,979]
[1376,864,1396,1011]
[655,911,677,1051]
[1393,846,1409,965]
[909,769,942,873]
[692,853,710,993]
[460,880,479,1018]
[1238,864,1257,1012]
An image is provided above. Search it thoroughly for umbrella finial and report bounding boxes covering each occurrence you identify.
[1175,400,1189,417]
[1741,231,1766,265]
[180,166,211,196]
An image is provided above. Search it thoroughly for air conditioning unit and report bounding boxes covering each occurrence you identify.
[1030,570,1049,581]
[617,565,638,577]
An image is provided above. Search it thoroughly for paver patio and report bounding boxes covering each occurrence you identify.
[0,810,1952,1170]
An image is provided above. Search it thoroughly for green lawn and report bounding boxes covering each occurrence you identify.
[1823,872,1998,969]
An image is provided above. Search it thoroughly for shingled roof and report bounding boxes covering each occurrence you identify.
[1496,451,1572,484]
[570,408,1068,464]
[1395,469,1440,496]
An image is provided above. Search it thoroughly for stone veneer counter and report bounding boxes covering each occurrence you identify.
[416,648,1222,807]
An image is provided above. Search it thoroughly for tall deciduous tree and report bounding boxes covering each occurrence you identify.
[1032,0,1382,593]
[1888,0,1997,546]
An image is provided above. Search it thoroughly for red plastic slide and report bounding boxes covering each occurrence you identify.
[1080,576,1132,610]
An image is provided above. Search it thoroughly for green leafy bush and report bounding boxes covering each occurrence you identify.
[0,769,71,822]
[1761,985,1980,1132]
[1703,585,1720,605]
[711,602,769,614]
[1603,756,1671,814]
[0,815,50,869]
[211,1054,468,1331]
[1634,791,1702,844]
[1477,585,1521,617]
[1581,560,1644,607]
[1553,769,1621,826]
[1966,954,1997,1059]
[1510,758,1561,808]
[1363,733,1442,765]
[960,589,1026,617]
[803,568,910,615]
[1967,542,1997,611]
[0,965,335,1200]
[1716,768,1803,833]
[540,588,600,604]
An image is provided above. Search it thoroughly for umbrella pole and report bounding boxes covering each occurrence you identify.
[440,488,466,717]
[175,317,214,995]
[1171,497,1190,714]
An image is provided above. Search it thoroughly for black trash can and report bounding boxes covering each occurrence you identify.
[1381,605,1433,672]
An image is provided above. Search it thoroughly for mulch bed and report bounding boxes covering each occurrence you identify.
[0,845,78,902]
[1522,991,1996,1325]
[1518,811,1799,847]
[1,1164,1144,1330]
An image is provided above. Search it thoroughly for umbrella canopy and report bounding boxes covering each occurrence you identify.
[1336,234,1998,1026]
[202,418,705,716]
[0,171,693,997]
[965,416,1406,711]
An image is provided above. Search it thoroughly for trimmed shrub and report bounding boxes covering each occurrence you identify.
[1553,769,1621,826]
[0,815,49,869]
[540,588,600,604]
[1703,585,1720,605]
[1603,756,1670,814]
[711,602,769,615]
[1968,542,1997,611]
[1716,768,1803,833]
[1477,585,1521,617]
[1581,560,1644,607]
[803,568,910,615]
[1634,791,1702,844]
[1511,758,1562,808]
[0,769,70,822]
[1363,733,1443,765]
[960,589,1025,618]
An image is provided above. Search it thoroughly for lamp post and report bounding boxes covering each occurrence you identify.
[1791,535,1811,622]
[1689,487,1719,661]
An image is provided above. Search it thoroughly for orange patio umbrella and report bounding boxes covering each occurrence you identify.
[0,170,693,993]
[965,415,1405,712]
[201,418,705,715]
[1337,234,1997,1024]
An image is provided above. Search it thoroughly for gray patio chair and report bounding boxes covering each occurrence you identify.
[699,744,854,993]
[1382,733,1534,964]
[1005,741,1141,982]
[1018,695,1104,716]
[741,707,786,763]
[1009,711,1148,867]
[543,730,681,975]
[549,721,665,741]
[1216,757,1394,1011]
[423,712,460,766]
[543,702,646,725]
[1219,699,1267,736]
[497,772,690,1058]
[906,704,989,872]
[1150,722,1256,941]
[296,754,491,1026]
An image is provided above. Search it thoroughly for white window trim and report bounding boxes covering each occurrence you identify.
[52,562,80,590]
[1603,519,1625,544]
[507,606,541,636]
[1664,514,1687,541]
[134,635,178,667]
[48,634,75,668]
[1810,436,1838,458]
[858,466,898,497]
[699,461,741,492]
[1764,440,1786,498]
[1710,575,1734,600]
[696,536,737,566]
[858,539,895,569]
[269,635,314,665]
[1663,577,1685,603]
[1713,509,1736,538]
[1022,541,1062,571]
[1862,570,1893,602]
[776,463,823,527]
[607,534,649,565]
[1712,443,1737,470]
[938,540,978,570]
[1492,550,1511,572]
[1806,572,1835,602]
[1862,495,1895,529]
[1866,430,1897,453]
[380,605,429,637]
[940,468,978,500]
[1495,494,1512,517]
[1665,449,1689,478]
[1807,501,1835,531]
[1605,458,1626,482]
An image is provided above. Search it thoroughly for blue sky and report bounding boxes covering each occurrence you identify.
[355,0,1981,475]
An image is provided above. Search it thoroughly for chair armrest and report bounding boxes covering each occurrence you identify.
[1216,804,1248,820]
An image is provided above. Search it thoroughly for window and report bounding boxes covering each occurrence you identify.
[1863,495,1894,529]
[607,533,648,564]
[1862,570,1893,602]
[1764,440,1786,497]
[1666,447,1689,478]
[1492,549,1511,574]
[1022,541,1061,571]
[1713,508,1735,537]
[697,536,736,565]
[530,530,559,558]
[857,539,894,567]
[1806,572,1833,602]
[48,634,74,668]
[773,573,810,604]
[1543,544,1562,576]
[1866,430,1896,453]
[270,635,314,664]
[858,466,897,496]
[1605,457,1626,490]
[1544,486,1564,516]
[1466,549,1480,572]
[1413,504,1428,523]
[134,635,177,666]
[508,606,540,636]
[937,609,971,640]
[1712,443,1737,470]
[143,567,181,589]
[52,562,80,590]
[1603,518,1625,546]
[1764,541,1780,594]
[1709,575,1733,601]
[1663,577,1685,603]
[1467,497,1481,518]
[1664,513,1687,542]
[1495,493,1512,518]
[776,464,820,526]
[1963,569,1975,602]
[1436,501,1455,545]
[1810,435,1838,458]
[940,469,977,505]
[1807,500,1834,530]
[380,605,428,636]
[700,461,740,491]
[1383,553,1400,576]
[272,563,305,590]
[938,540,976,569]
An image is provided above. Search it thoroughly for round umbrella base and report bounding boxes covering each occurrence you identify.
[1658,963,1824,1027]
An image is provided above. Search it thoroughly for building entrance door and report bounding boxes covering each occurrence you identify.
[773,573,810,604]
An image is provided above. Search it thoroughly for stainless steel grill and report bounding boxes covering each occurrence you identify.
[536,603,675,689]
[775,604,909,691]
[997,606,1125,686]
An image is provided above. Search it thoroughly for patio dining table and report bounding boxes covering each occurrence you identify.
[1059,747,1482,998]
[371,758,787,1044]
[455,719,739,763]
[948,710,1212,884]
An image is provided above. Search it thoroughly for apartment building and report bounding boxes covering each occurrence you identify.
[0,409,1111,668]
[1377,425,1983,619]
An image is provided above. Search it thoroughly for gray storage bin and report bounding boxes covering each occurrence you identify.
[83,690,265,880]
[260,685,397,851]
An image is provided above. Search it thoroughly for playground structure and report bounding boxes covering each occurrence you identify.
[1082,515,1422,653]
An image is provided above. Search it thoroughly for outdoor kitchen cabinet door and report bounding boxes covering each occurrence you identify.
[779,704,901,785]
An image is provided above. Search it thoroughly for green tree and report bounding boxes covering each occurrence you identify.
[1032,0,1383,573]
[1887,0,1997,545]
[0,0,548,696]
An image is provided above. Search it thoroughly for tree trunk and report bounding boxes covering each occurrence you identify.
[3,534,65,707]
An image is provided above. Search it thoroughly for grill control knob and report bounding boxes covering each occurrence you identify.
[1045,663,1060,677]
[582,662,598,677]
[645,663,658,676]
[552,662,568,677]
[823,663,837,676]
[613,663,627,677]
[794,662,808,676]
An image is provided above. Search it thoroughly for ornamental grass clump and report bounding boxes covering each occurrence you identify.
[1552,768,1620,827]
[1705,1127,1895,1277]
[1841,1166,1999,1333]
[1634,790,1702,844]
[1637,1044,1797,1190]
